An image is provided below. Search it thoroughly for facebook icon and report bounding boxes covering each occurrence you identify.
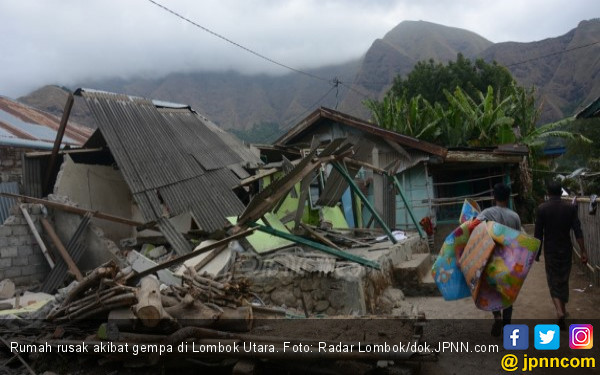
[503,324,529,350]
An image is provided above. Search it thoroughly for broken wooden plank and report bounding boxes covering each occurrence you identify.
[253,224,380,270]
[128,228,257,283]
[299,222,342,250]
[20,205,54,268]
[330,162,397,244]
[1,192,148,228]
[40,218,83,281]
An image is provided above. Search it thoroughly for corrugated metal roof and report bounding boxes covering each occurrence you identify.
[275,107,448,158]
[0,96,92,149]
[576,96,600,119]
[75,88,256,233]
[0,182,19,224]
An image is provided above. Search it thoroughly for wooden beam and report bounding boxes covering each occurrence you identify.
[299,222,342,250]
[44,92,74,194]
[20,205,55,269]
[128,228,257,283]
[0,192,147,228]
[41,218,83,281]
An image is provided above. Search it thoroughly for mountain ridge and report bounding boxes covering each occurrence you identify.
[18,19,600,131]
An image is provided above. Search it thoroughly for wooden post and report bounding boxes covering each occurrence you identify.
[44,92,74,195]
[40,218,83,281]
[20,205,55,268]
[0,192,147,228]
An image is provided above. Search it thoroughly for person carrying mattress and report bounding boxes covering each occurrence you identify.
[476,183,521,336]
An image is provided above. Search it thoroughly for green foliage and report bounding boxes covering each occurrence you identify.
[556,118,600,195]
[230,122,281,144]
[390,53,514,106]
[364,95,442,141]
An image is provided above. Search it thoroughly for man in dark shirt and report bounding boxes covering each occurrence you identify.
[534,180,588,329]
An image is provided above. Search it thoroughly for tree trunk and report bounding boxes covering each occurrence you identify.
[133,276,172,327]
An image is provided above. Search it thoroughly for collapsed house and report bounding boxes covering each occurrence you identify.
[0,92,529,373]
[270,107,528,250]
[0,95,93,223]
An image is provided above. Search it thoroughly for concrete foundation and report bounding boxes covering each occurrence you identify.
[237,233,429,316]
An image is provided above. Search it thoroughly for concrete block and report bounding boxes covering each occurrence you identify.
[4,268,21,278]
[0,258,11,268]
[1,247,18,258]
[0,237,7,247]
[12,256,29,267]
[8,237,18,246]
[17,246,33,257]
[18,236,32,246]
[28,254,45,265]
[0,279,15,299]
[0,226,12,236]
[20,265,39,276]
[11,226,29,236]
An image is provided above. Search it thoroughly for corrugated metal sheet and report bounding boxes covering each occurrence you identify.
[75,89,251,233]
[23,155,44,198]
[197,114,262,169]
[0,96,92,148]
[0,182,19,223]
[41,213,92,293]
[157,217,192,255]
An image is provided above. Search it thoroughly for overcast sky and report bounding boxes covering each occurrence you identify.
[0,0,597,98]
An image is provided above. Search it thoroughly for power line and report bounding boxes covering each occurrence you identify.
[254,84,339,144]
[146,0,331,84]
[506,40,600,67]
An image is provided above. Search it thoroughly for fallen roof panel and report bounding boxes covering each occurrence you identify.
[75,88,252,232]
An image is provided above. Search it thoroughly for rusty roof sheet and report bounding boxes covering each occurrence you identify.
[75,88,253,232]
[0,96,92,149]
[275,107,447,158]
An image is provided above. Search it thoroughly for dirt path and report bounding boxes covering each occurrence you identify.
[406,257,600,374]
[408,256,600,320]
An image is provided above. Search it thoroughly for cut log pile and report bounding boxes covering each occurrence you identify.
[46,261,254,333]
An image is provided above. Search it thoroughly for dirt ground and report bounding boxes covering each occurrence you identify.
[407,257,600,374]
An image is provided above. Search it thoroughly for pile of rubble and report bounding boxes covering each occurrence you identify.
[0,91,437,373]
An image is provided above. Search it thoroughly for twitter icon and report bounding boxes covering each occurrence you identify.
[535,324,560,350]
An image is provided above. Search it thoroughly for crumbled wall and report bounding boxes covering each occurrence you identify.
[53,155,133,243]
[249,269,368,316]
[0,204,50,286]
[0,147,30,183]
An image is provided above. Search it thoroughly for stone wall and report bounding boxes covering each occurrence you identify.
[248,266,369,316]
[0,147,30,184]
[0,204,50,286]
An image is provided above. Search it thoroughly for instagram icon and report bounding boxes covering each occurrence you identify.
[569,324,593,349]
